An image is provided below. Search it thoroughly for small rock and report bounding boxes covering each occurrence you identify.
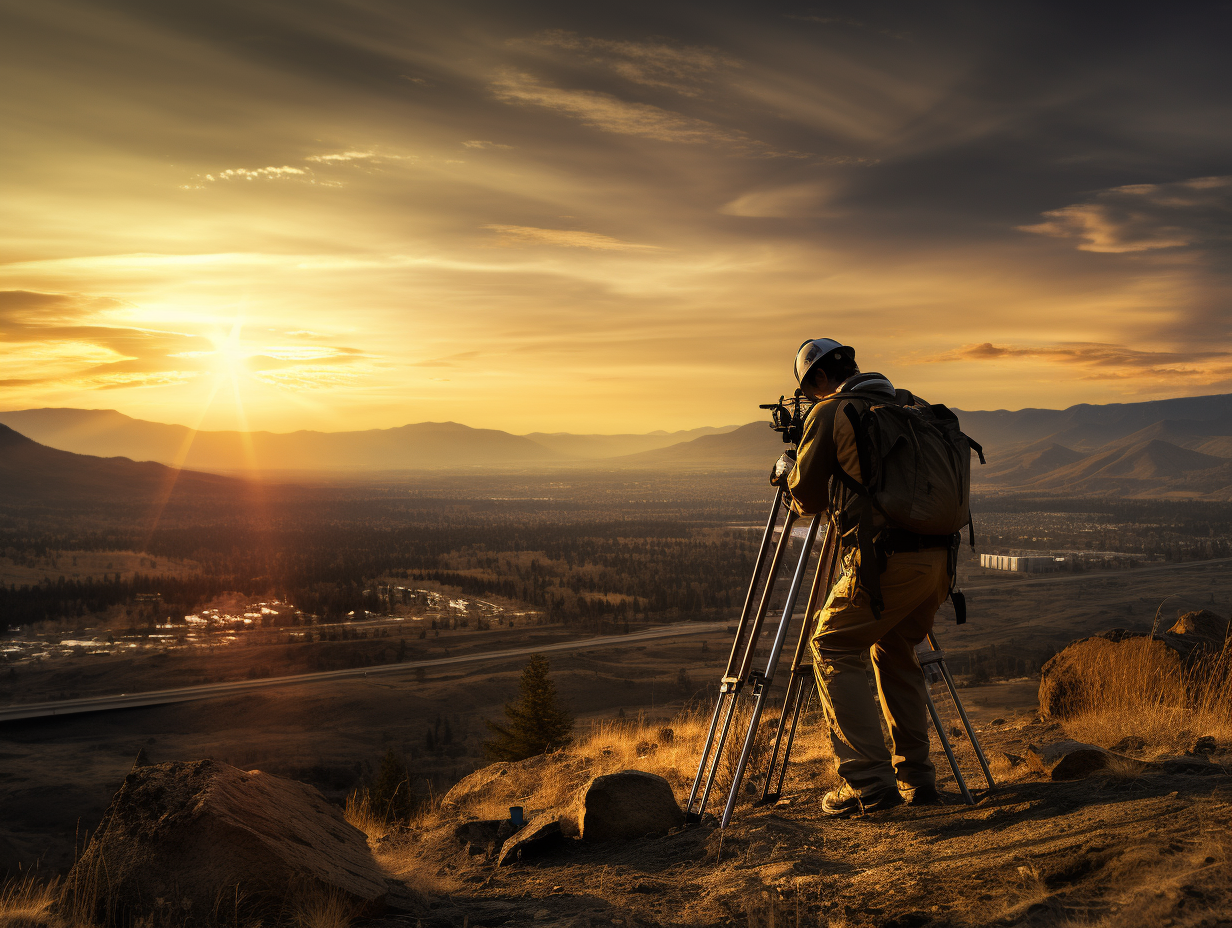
[1158,755,1220,776]
[496,815,564,866]
[992,751,1025,768]
[1027,740,1113,780]
[657,727,675,744]
[1111,735,1147,753]
[576,770,684,842]
[1191,736,1218,756]
[1052,750,1116,780]
[497,818,524,842]
[453,819,502,850]
[990,718,1007,726]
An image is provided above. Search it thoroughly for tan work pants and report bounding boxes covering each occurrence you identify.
[809,546,949,796]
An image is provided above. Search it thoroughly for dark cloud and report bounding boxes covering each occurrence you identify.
[1020,176,1232,253]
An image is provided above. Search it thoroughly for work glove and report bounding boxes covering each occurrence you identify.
[769,449,796,487]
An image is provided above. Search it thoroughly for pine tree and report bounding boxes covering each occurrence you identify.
[483,654,574,761]
[371,748,413,821]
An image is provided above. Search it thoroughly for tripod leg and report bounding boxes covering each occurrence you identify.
[760,671,801,802]
[776,675,814,791]
[925,686,973,805]
[721,516,821,828]
[762,670,811,801]
[759,516,841,801]
[928,633,995,790]
[686,690,729,820]
[734,508,799,682]
[687,491,786,821]
[696,689,741,820]
[721,489,786,681]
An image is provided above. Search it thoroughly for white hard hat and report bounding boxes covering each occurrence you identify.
[794,338,854,385]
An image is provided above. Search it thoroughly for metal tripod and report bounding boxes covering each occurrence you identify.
[686,492,995,827]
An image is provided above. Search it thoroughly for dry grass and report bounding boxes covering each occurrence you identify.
[288,888,359,928]
[1059,634,1231,750]
[0,875,58,928]
[342,789,390,843]
[419,699,835,837]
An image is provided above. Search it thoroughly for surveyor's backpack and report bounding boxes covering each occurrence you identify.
[832,389,985,620]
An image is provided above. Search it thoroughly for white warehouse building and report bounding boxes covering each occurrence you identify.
[980,554,1063,573]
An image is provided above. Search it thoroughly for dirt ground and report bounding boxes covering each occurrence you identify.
[378,717,1232,928]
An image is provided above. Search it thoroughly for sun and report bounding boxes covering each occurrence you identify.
[208,320,251,377]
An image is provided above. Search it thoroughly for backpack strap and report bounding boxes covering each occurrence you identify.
[838,402,886,620]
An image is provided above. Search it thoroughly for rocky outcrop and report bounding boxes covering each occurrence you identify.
[59,760,391,926]
[1038,611,1229,719]
[576,770,683,842]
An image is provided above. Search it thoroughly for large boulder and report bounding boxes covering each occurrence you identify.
[576,770,683,842]
[1038,611,1228,720]
[59,760,391,926]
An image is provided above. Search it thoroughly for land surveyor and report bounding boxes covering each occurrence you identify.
[770,338,963,815]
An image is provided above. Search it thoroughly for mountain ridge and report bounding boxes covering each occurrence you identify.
[3,392,1232,495]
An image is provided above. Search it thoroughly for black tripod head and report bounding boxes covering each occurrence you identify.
[760,392,813,447]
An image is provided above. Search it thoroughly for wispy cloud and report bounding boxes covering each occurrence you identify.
[933,341,1232,386]
[1020,176,1232,253]
[461,140,512,150]
[491,72,790,155]
[524,30,738,96]
[306,151,378,162]
[720,182,834,218]
[482,224,656,251]
[204,166,307,181]
[940,341,1228,366]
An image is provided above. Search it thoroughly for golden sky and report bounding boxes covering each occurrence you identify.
[2,1,1230,433]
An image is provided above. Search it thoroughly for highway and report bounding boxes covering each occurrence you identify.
[0,620,727,723]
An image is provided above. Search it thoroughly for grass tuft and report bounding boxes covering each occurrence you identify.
[343,789,390,843]
[1059,631,1231,751]
[0,875,58,928]
[290,887,360,928]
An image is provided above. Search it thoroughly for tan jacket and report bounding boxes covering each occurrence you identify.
[786,373,897,516]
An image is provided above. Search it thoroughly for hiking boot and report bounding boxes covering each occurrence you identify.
[901,783,943,806]
[821,782,903,817]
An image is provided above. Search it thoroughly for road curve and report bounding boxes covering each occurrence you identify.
[0,621,727,723]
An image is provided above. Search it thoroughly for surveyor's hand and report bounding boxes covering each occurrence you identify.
[769,449,796,487]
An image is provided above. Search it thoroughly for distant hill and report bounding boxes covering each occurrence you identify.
[616,422,786,465]
[979,441,1087,485]
[0,424,240,507]
[524,425,739,459]
[954,393,1232,453]
[0,409,557,473]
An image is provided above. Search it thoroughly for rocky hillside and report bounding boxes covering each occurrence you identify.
[369,722,1231,928]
